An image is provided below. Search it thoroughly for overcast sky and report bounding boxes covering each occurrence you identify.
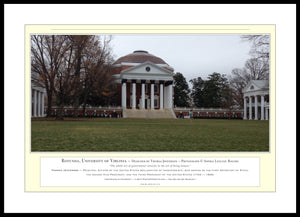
[109,34,253,85]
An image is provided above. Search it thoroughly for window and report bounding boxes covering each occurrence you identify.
[154,84,158,93]
[154,99,158,108]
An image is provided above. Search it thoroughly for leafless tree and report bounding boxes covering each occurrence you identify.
[241,35,270,60]
[229,35,270,108]
[31,35,70,117]
[79,35,115,114]
[31,35,115,120]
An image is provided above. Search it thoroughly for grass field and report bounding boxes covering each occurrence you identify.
[31,118,269,152]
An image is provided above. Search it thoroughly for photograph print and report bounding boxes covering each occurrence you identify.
[31,34,270,152]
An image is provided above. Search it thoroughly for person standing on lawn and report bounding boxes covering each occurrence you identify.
[189,109,193,121]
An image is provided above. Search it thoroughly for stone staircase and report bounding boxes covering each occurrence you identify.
[123,109,176,119]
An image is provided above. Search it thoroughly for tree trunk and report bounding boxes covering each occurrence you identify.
[82,103,86,117]
[82,87,88,116]
[73,98,79,117]
[73,44,82,118]
[46,91,52,117]
[55,103,64,120]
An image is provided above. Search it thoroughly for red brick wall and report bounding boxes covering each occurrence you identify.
[174,111,243,118]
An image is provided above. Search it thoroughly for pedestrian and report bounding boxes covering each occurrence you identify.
[189,109,193,121]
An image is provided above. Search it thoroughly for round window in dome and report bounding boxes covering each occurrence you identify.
[145,66,151,72]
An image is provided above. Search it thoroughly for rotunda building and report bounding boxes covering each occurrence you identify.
[112,50,174,111]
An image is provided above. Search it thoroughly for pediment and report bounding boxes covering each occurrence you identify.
[120,61,173,76]
[245,83,259,92]
[243,80,269,93]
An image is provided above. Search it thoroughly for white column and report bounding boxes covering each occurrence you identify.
[164,86,168,109]
[141,82,145,109]
[243,97,247,120]
[132,81,136,109]
[122,81,127,109]
[254,95,258,120]
[249,96,252,120]
[37,91,41,117]
[33,89,37,117]
[151,82,154,110]
[41,92,45,117]
[261,95,265,120]
[160,82,164,110]
[164,84,172,109]
[168,84,173,108]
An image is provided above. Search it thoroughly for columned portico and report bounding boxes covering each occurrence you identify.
[243,94,269,120]
[119,78,173,110]
[31,86,46,117]
[242,80,269,121]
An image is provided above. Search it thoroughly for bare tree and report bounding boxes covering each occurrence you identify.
[67,35,95,117]
[32,35,116,119]
[80,36,113,113]
[229,35,270,108]
[71,35,115,114]
[229,57,269,108]
[53,37,75,120]
[244,58,269,80]
[31,35,69,117]
[241,35,270,60]
[229,68,249,108]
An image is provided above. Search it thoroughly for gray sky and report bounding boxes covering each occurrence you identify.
[110,34,252,84]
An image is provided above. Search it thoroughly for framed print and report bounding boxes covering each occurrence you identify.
[25,24,275,192]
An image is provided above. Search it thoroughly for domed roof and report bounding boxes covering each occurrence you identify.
[113,50,168,65]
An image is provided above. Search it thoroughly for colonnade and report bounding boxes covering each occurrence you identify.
[121,79,173,110]
[32,88,45,117]
[243,95,269,120]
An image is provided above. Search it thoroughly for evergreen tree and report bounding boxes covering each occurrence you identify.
[190,77,205,108]
[173,72,191,107]
[190,72,233,108]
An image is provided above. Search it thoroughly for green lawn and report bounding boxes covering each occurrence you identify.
[31,118,269,152]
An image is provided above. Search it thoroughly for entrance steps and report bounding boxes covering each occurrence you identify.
[123,109,176,119]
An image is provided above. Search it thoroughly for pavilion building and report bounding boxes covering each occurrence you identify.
[112,50,176,118]
[242,80,269,120]
[31,72,46,117]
